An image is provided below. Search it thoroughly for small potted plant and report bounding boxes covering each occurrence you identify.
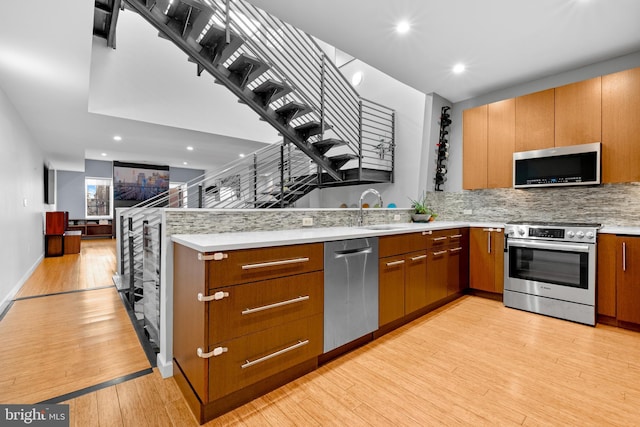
[409,192,438,223]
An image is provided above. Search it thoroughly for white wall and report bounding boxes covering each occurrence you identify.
[0,85,46,312]
[446,51,640,192]
[304,59,427,209]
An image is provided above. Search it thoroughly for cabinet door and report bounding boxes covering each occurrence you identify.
[597,234,617,318]
[602,67,640,183]
[448,230,469,295]
[463,105,488,190]
[404,251,428,314]
[487,99,515,188]
[617,237,640,324]
[555,77,601,147]
[469,228,495,292]
[492,230,505,294]
[426,248,449,305]
[379,256,406,326]
[515,88,555,152]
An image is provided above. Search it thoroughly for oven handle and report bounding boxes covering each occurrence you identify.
[507,239,591,253]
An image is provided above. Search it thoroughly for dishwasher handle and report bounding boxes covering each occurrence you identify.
[333,247,373,258]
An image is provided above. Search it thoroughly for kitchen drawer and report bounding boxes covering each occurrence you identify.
[423,228,464,249]
[379,232,424,257]
[206,313,323,401]
[205,243,323,288]
[208,271,323,344]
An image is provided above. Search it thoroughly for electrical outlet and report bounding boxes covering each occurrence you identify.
[463,209,473,215]
[302,217,314,227]
[393,214,401,221]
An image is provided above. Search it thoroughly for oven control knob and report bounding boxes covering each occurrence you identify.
[586,231,595,239]
[518,228,526,236]
[576,231,585,239]
[567,231,575,238]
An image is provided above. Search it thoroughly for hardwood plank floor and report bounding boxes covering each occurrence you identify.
[16,239,116,298]
[63,296,640,426]
[0,287,151,403]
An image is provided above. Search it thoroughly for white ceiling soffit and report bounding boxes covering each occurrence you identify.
[246,0,640,102]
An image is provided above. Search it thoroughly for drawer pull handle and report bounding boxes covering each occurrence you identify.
[449,247,463,253]
[432,250,448,256]
[449,234,463,239]
[410,254,427,261]
[197,346,227,359]
[432,236,448,241]
[198,252,228,261]
[422,231,433,235]
[386,260,405,266]
[241,257,310,270]
[242,295,310,315]
[482,228,494,232]
[241,340,309,369]
[197,291,229,302]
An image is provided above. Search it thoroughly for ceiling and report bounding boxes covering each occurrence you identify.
[1,0,639,172]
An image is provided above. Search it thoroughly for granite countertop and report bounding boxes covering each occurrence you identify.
[171,221,507,252]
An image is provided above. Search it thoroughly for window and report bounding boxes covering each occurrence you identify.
[85,177,113,218]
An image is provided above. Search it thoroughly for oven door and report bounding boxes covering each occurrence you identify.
[504,238,595,306]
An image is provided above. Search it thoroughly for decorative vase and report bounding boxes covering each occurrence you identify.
[411,213,431,223]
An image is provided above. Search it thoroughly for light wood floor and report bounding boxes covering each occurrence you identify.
[17,239,117,298]
[0,239,150,404]
[63,296,640,426]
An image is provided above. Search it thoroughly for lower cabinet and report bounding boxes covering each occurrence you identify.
[598,234,640,327]
[469,227,504,293]
[379,228,469,327]
[173,242,324,423]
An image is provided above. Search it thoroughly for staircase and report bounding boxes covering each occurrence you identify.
[93,0,395,194]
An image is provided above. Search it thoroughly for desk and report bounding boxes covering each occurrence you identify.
[64,231,82,254]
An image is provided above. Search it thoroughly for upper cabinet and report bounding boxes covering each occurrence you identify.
[555,77,601,147]
[463,100,515,190]
[515,88,555,152]
[487,99,515,188]
[463,65,640,189]
[602,67,640,183]
[462,105,488,190]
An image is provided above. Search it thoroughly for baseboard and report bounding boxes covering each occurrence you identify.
[0,253,43,315]
[157,353,174,378]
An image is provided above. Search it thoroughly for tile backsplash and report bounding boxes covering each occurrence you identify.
[426,183,640,226]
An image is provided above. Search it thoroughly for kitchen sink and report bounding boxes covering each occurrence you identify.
[361,224,410,231]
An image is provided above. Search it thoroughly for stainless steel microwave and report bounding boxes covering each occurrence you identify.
[513,142,601,189]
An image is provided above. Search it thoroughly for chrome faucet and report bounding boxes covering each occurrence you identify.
[358,188,383,227]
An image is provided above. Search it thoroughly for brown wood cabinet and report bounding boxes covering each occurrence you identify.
[67,219,113,238]
[555,77,601,147]
[173,242,323,423]
[597,234,640,327]
[469,227,504,293]
[379,253,409,325]
[602,66,640,183]
[515,88,555,152]
[487,99,515,188]
[378,229,469,326]
[462,105,488,190]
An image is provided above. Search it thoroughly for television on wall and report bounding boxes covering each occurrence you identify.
[113,161,170,202]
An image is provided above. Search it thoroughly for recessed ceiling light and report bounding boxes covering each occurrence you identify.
[396,21,410,34]
[183,161,188,165]
[186,146,194,151]
[351,71,363,86]
[239,153,246,158]
[453,63,466,74]
[101,152,107,157]
[113,135,122,141]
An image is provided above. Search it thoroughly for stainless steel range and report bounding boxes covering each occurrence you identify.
[503,221,601,326]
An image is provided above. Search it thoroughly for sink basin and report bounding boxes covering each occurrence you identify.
[361,224,410,231]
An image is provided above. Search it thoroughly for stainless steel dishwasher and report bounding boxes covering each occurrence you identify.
[324,237,379,353]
